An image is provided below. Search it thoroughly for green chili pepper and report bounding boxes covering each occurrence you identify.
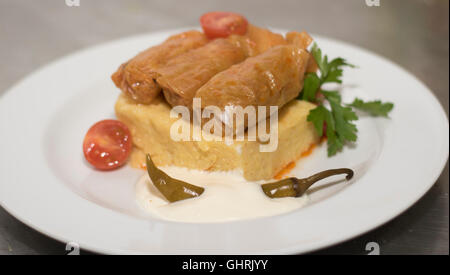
[145,154,205,203]
[261,168,354,198]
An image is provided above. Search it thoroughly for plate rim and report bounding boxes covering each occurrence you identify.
[0,28,448,255]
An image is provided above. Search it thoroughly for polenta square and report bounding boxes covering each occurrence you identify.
[115,93,319,180]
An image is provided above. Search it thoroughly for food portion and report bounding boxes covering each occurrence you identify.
[115,93,319,181]
[82,11,394,221]
[108,12,325,183]
[111,30,208,104]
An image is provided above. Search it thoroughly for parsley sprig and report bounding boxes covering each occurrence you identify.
[349,98,394,117]
[299,43,394,156]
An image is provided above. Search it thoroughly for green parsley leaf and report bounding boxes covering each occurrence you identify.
[301,43,393,156]
[307,105,343,156]
[326,132,343,157]
[311,43,328,76]
[310,44,354,84]
[307,105,333,137]
[323,58,355,84]
[301,73,321,102]
[320,90,341,103]
[349,98,394,117]
[329,98,358,142]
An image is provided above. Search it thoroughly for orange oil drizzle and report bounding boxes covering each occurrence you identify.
[300,143,317,158]
[274,161,296,180]
[273,142,319,180]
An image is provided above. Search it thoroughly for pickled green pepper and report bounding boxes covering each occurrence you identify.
[261,168,354,198]
[145,154,205,203]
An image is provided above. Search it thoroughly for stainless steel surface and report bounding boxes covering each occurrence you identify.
[0,0,448,255]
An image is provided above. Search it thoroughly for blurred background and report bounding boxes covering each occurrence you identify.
[0,0,448,254]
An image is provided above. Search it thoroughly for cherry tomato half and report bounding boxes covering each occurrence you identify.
[83,119,132,171]
[200,11,248,39]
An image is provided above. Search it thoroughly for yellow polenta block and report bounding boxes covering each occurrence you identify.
[115,93,319,180]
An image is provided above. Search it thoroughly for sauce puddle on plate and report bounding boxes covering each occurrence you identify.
[135,167,308,223]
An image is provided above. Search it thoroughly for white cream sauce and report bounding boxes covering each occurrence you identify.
[135,167,308,223]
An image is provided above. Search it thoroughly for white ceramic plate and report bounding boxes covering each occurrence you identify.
[0,29,448,254]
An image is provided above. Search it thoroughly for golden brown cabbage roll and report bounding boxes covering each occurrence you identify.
[111,31,208,104]
[224,25,287,58]
[245,24,287,55]
[158,26,288,108]
[286,31,318,73]
[157,38,247,107]
[285,31,313,49]
[195,45,310,111]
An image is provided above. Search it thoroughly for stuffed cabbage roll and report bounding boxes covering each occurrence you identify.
[111,30,208,104]
[245,24,287,55]
[159,26,288,108]
[195,45,310,112]
[285,31,313,49]
[286,31,318,73]
[157,38,247,108]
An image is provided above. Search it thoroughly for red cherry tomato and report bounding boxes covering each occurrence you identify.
[200,12,248,39]
[83,120,132,171]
